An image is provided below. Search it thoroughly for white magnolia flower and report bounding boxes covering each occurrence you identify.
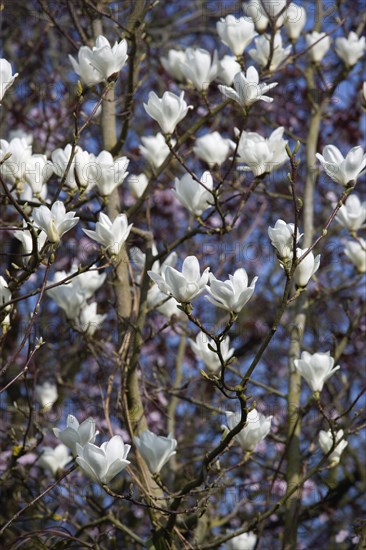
[148,255,209,303]
[236,127,288,176]
[76,435,131,484]
[217,55,241,85]
[35,382,58,410]
[0,276,11,310]
[147,284,181,318]
[72,266,106,300]
[335,195,366,232]
[75,150,129,196]
[134,430,177,474]
[144,90,192,134]
[216,14,257,56]
[344,238,366,273]
[316,145,366,186]
[305,32,331,63]
[24,154,53,194]
[261,0,287,24]
[294,350,340,392]
[0,58,18,103]
[38,444,72,475]
[139,133,175,169]
[189,332,234,374]
[173,171,213,216]
[0,137,32,184]
[284,3,307,41]
[83,212,132,256]
[51,144,81,188]
[32,201,79,244]
[161,49,187,81]
[206,268,258,313]
[47,273,87,320]
[268,219,302,259]
[226,531,258,550]
[53,414,99,456]
[293,248,320,287]
[14,223,47,265]
[76,302,107,335]
[318,429,348,467]
[87,35,128,80]
[180,47,220,90]
[69,46,104,87]
[225,409,272,452]
[218,66,278,107]
[249,33,292,71]
[335,31,366,67]
[128,173,149,199]
[243,1,269,32]
[193,132,234,166]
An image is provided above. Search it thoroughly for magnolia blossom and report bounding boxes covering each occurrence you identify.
[47,265,105,320]
[38,444,72,475]
[305,32,331,63]
[51,144,81,188]
[173,171,213,216]
[294,351,340,392]
[53,414,99,456]
[0,137,32,183]
[144,90,191,134]
[225,409,272,452]
[13,223,47,265]
[70,35,128,85]
[261,0,287,24]
[75,150,129,196]
[316,145,366,186]
[206,268,258,313]
[77,302,107,335]
[344,239,366,273]
[226,531,258,550]
[161,49,187,81]
[134,430,177,474]
[0,276,11,310]
[335,31,366,67]
[147,284,181,318]
[128,173,149,199]
[35,382,58,410]
[249,33,292,71]
[76,435,131,484]
[189,332,234,374]
[293,248,320,287]
[83,212,132,256]
[217,55,241,85]
[236,127,288,176]
[32,201,79,244]
[139,133,175,169]
[193,132,234,166]
[284,3,306,41]
[216,15,257,56]
[0,58,18,103]
[268,219,302,259]
[148,255,209,303]
[218,66,278,107]
[319,429,348,467]
[47,273,87,320]
[69,47,104,87]
[25,154,53,194]
[180,47,219,90]
[243,1,269,32]
[335,195,366,232]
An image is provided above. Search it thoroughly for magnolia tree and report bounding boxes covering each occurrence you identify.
[0,1,365,548]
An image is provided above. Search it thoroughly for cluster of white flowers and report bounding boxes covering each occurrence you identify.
[39,414,177,483]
